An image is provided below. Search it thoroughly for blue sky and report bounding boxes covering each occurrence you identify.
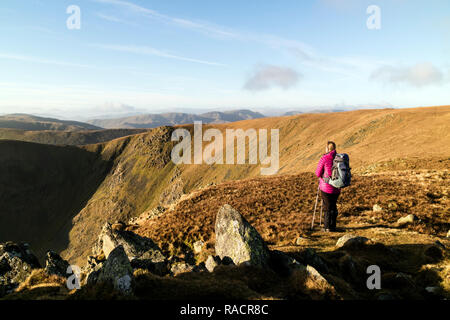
[0,0,449,119]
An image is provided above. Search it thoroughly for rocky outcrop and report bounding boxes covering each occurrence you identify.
[215,204,269,267]
[292,265,339,300]
[44,251,70,278]
[93,223,167,275]
[0,242,40,291]
[96,246,134,295]
[170,262,195,276]
[268,250,302,277]
[336,235,370,249]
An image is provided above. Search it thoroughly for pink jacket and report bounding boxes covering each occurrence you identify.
[315,150,340,195]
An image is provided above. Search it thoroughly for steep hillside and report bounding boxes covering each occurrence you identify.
[0,140,116,260]
[0,114,101,131]
[0,128,149,145]
[88,109,265,129]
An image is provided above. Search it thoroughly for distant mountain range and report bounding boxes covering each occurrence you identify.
[0,114,102,131]
[87,109,266,129]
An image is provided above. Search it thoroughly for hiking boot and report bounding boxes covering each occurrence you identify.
[321,228,330,233]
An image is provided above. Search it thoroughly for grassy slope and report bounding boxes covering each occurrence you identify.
[0,114,101,131]
[0,128,149,146]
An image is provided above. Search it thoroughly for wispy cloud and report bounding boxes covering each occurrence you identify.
[96,13,136,26]
[93,0,384,79]
[244,64,302,91]
[91,44,226,66]
[370,62,445,87]
[93,0,236,38]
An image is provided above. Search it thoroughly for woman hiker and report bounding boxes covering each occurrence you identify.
[315,141,340,232]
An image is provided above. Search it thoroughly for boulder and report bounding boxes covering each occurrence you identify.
[97,246,134,295]
[44,251,70,278]
[170,262,195,276]
[94,223,166,270]
[215,204,269,267]
[205,255,221,272]
[0,242,40,288]
[193,240,204,254]
[292,265,338,299]
[373,204,383,212]
[397,214,418,226]
[298,248,329,274]
[336,234,370,249]
[268,250,302,277]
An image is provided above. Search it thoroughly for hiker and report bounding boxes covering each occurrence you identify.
[315,141,340,232]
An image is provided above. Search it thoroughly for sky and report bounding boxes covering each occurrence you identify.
[0,0,449,119]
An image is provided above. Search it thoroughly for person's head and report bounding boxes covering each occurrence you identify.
[326,141,336,153]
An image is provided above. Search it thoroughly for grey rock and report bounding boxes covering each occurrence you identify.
[0,242,40,288]
[397,214,418,226]
[94,223,166,266]
[44,251,70,278]
[170,262,195,276]
[130,258,168,276]
[97,245,134,295]
[215,204,269,267]
[295,264,338,299]
[373,204,383,212]
[268,250,302,277]
[205,255,221,272]
[336,234,370,249]
[193,240,204,254]
[301,248,329,274]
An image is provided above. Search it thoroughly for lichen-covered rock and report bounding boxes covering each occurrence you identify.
[170,262,195,276]
[94,223,166,265]
[0,242,40,289]
[44,251,70,277]
[215,204,269,267]
[336,234,370,249]
[97,245,134,295]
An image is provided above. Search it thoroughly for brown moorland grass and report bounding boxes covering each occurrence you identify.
[134,161,449,257]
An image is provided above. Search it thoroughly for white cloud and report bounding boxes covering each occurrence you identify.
[93,0,236,38]
[244,65,302,91]
[91,44,225,66]
[370,62,445,87]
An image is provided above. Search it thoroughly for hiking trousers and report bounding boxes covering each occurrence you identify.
[320,190,340,231]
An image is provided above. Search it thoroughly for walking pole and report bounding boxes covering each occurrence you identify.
[311,185,320,230]
[319,199,323,227]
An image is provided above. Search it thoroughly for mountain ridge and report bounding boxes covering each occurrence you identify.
[87,109,266,129]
